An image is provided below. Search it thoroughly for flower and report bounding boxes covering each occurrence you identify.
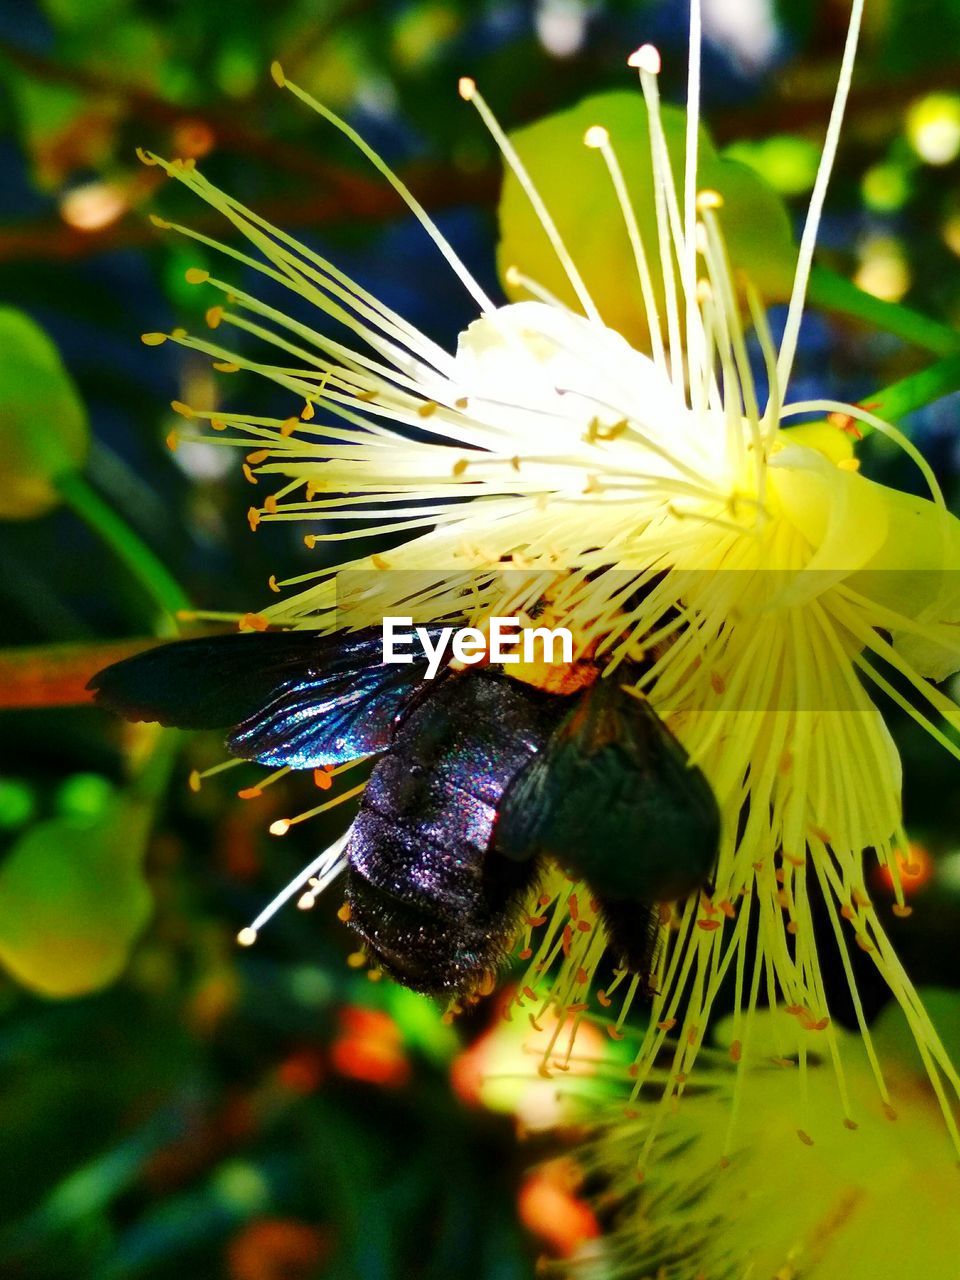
[141,2,960,1155]
[560,1000,960,1279]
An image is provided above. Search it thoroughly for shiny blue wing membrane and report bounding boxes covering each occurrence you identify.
[227,656,435,767]
[88,628,444,768]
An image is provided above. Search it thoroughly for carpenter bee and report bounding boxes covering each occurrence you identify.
[89,626,720,997]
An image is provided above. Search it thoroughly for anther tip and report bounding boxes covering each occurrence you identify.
[269,818,291,837]
[696,188,724,212]
[237,927,258,947]
[583,125,609,149]
[458,76,476,101]
[185,267,209,284]
[628,44,661,74]
[270,60,286,88]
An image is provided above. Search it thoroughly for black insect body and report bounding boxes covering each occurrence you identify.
[493,664,720,979]
[90,626,721,997]
[495,669,720,902]
[343,672,563,994]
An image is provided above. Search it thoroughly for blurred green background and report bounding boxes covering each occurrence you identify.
[2,1,960,1276]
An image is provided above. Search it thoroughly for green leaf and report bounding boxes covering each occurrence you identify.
[872,0,960,74]
[774,0,816,40]
[0,308,89,520]
[724,134,821,197]
[861,354,960,425]
[0,799,152,998]
[871,986,960,1075]
[496,91,796,348]
[807,266,960,356]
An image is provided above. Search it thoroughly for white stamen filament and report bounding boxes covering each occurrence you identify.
[685,0,705,407]
[504,263,570,309]
[461,80,603,324]
[238,829,351,943]
[584,125,668,373]
[774,0,865,404]
[633,54,686,395]
[277,68,496,314]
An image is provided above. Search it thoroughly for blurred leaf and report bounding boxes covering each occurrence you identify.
[296,30,370,108]
[56,772,116,819]
[0,308,89,521]
[871,0,960,73]
[497,91,795,348]
[6,73,119,189]
[39,0,133,34]
[862,160,913,213]
[391,3,463,72]
[0,778,36,830]
[773,0,816,41]
[0,797,152,997]
[724,133,820,197]
[872,986,960,1074]
[381,985,458,1064]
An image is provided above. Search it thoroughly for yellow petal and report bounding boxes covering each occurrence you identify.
[765,445,889,606]
[847,484,960,679]
[602,1001,960,1280]
[780,420,855,466]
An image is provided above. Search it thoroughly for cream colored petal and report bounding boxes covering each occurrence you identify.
[848,484,960,679]
[764,445,889,606]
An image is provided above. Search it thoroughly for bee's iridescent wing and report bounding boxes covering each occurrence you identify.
[226,639,440,768]
[89,627,444,768]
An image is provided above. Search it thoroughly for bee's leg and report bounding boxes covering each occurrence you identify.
[591,893,663,995]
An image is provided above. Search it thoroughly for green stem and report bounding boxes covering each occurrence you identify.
[862,355,960,425]
[808,265,960,357]
[56,469,190,630]
[131,729,183,805]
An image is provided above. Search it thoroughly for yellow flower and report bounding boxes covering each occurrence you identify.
[141,1,960,1152]
[565,1002,960,1279]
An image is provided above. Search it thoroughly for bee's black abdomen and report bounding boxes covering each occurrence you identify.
[344,867,536,996]
[343,671,564,995]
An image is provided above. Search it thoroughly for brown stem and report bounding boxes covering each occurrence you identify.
[0,639,159,709]
[711,60,960,143]
[0,38,383,197]
[0,163,498,264]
